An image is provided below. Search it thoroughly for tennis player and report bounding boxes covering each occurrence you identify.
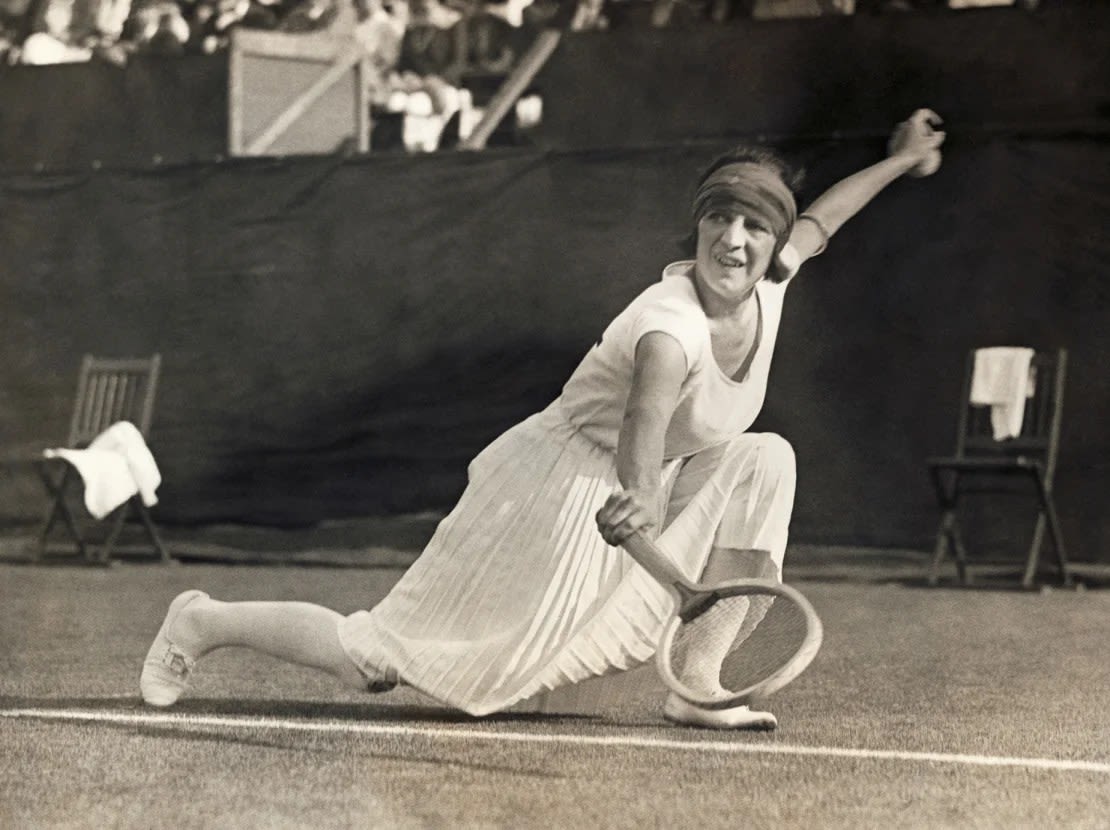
[142,110,945,728]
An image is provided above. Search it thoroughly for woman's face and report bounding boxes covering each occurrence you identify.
[694,207,777,309]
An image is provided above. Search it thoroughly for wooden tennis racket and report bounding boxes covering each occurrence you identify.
[622,531,823,710]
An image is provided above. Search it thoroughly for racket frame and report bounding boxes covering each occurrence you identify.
[622,531,823,710]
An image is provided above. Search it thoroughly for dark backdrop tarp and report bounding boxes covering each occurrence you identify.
[3,139,1109,559]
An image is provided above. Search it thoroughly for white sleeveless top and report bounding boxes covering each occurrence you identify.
[557,249,798,459]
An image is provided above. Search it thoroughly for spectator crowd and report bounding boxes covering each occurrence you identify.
[0,0,1045,153]
[0,0,551,67]
[0,0,1047,68]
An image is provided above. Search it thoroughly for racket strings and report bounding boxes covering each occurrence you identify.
[671,594,771,699]
[670,591,807,700]
[672,599,744,698]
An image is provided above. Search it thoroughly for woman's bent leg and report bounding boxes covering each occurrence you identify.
[141,592,370,706]
[664,432,796,579]
[660,433,796,728]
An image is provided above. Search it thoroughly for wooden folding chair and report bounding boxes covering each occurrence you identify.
[29,355,171,564]
[926,348,1070,589]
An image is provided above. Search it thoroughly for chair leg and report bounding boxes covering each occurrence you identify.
[99,503,130,564]
[928,467,965,586]
[930,510,970,586]
[1040,489,1072,587]
[35,462,88,561]
[98,498,173,563]
[929,518,950,587]
[1022,513,1047,590]
[135,500,173,562]
[949,519,971,585]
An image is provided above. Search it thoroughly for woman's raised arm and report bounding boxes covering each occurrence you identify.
[789,109,946,264]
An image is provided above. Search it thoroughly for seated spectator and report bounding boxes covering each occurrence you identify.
[483,0,531,26]
[127,0,190,54]
[278,0,339,31]
[0,24,14,63]
[354,0,408,103]
[398,9,455,78]
[374,69,468,152]
[187,0,249,53]
[0,0,28,60]
[238,0,284,30]
[21,0,96,63]
[462,6,514,73]
[409,0,460,27]
[570,0,606,28]
[399,0,516,80]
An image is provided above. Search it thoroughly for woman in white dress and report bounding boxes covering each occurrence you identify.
[141,110,945,729]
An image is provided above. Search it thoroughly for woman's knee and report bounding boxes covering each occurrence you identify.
[749,433,796,479]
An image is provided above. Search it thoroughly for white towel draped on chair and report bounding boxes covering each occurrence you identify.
[969,347,1036,441]
[44,421,162,519]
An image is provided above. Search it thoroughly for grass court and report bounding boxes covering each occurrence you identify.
[2,541,1107,829]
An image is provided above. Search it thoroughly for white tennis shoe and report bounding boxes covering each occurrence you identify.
[662,692,778,730]
[140,589,208,707]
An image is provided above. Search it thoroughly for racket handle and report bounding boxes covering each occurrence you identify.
[621,531,688,587]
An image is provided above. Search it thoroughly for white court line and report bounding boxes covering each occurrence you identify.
[3,707,1109,776]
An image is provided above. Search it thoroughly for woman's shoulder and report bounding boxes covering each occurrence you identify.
[615,262,707,365]
[620,267,705,335]
[632,261,702,313]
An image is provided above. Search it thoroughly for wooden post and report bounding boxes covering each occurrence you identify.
[459,29,562,151]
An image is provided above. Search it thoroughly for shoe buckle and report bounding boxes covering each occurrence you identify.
[162,648,192,675]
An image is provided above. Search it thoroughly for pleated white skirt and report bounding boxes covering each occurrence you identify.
[338,402,795,716]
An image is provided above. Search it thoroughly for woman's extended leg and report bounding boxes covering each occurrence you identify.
[140,591,374,706]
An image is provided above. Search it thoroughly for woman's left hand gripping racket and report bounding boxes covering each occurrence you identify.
[621,531,823,710]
